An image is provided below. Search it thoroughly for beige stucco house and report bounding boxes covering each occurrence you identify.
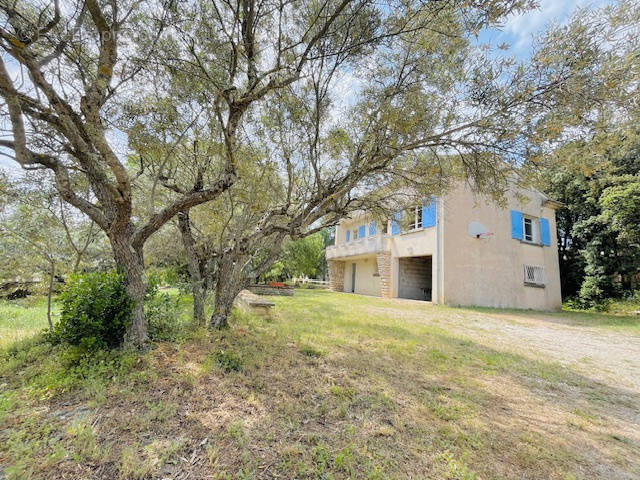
[326,183,563,310]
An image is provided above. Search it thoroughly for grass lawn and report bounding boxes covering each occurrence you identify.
[1,290,639,479]
[0,297,54,349]
[561,300,640,331]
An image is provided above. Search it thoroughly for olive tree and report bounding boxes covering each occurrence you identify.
[0,0,387,344]
[174,0,610,328]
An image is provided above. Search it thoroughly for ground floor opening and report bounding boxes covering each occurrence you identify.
[398,256,432,301]
[343,256,381,297]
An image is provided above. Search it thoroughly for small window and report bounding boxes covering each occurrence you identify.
[353,228,359,240]
[522,216,537,243]
[408,206,422,231]
[524,265,545,287]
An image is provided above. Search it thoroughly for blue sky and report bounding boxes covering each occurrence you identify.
[479,0,615,59]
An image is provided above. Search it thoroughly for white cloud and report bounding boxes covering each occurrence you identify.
[501,0,614,52]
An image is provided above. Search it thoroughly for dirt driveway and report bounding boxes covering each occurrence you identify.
[442,309,640,393]
[379,300,640,394]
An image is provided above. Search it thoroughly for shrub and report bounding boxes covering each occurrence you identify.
[564,297,587,310]
[211,350,243,372]
[578,274,610,309]
[147,266,192,294]
[48,271,133,350]
[145,287,182,341]
[146,266,183,288]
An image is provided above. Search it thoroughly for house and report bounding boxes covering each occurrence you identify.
[326,183,563,310]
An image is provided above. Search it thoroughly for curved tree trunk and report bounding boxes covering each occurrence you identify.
[210,235,286,329]
[178,211,207,324]
[110,235,149,348]
[210,253,248,329]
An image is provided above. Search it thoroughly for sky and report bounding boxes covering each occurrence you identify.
[479,0,615,59]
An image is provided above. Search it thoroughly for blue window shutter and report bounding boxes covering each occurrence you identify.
[540,218,551,246]
[358,224,366,239]
[391,212,401,235]
[422,196,437,228]
[369,221,376,236]
[510,210,523,240]
[345,230,350,242]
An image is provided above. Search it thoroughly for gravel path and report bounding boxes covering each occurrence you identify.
[369,300,640,394]
[443,310,640,393]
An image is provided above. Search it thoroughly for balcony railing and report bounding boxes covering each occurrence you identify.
[326,235,390,260]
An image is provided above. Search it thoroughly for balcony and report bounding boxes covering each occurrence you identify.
[326,235,391,260]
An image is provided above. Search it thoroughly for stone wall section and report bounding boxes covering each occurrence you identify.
[328,260,345,292]
[376,252,392,298]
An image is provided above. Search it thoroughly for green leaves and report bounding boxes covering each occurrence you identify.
[282,233,326,278]
[540,125,640,306]
[49,272,133,350]
[599,178,640,245]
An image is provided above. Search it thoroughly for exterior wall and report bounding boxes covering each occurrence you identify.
[440,184,562,310]
[342,256,381,296]
[335,213,378,246]
[389,227,436,258]
[325,182,562,311]
[388,226,437,300]
[247,285,294,296]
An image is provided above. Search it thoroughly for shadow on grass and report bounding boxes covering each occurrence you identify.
[2,290,639,479]
[184,303,640,478]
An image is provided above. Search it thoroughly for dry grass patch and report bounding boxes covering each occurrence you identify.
[1,290,639,479]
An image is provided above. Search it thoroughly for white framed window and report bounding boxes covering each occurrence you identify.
[407,206,422,231]
[522,216,538,243]
[524,265,545,287]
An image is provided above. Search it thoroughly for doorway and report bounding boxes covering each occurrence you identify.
[350,263,356,293]
[398,256,432,301]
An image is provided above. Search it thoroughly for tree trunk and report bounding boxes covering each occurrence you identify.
[209,235,286,329]
[210,253,248,329]
[72,255,82,274]
[110,235,149,348]
[193,284,206,324]
[178,211,207,324]
[46,260,55,330]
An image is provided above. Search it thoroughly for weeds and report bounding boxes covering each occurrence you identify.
[208,349,243,372]
[300,345,323,357]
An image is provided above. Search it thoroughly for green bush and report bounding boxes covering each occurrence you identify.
[147,266,192,294]
[211,350,243,372]
[564,296,590,310]
[146,266,182,288]
[48,271,133,350]
[145,287,182,341]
